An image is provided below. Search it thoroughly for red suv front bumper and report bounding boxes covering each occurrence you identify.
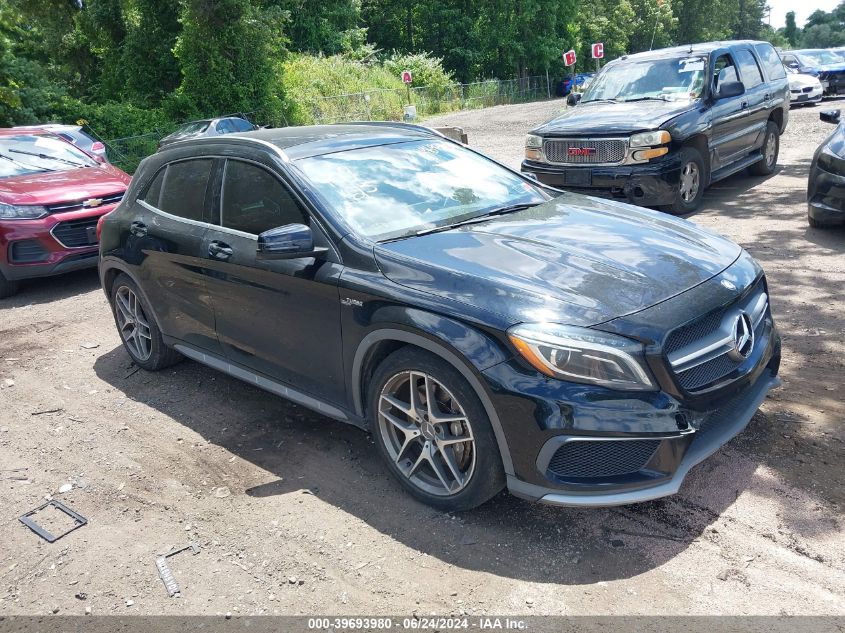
[0,202,120,282]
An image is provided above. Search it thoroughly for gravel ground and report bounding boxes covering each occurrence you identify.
[0,100,843,617]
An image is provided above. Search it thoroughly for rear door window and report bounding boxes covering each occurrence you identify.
[220,160,308,235]
[158,159,214,222]
[755,43,787,80]
[735,48,764,89]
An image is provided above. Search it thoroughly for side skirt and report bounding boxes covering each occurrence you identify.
[170,340,367,430]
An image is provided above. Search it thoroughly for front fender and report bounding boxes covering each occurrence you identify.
[348,307,515,475]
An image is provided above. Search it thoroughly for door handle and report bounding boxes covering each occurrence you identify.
[740,101,748,109]
[764,93,771,100]
[208,240,234,261]
[130,221,147,237]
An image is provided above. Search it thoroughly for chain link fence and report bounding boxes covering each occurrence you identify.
[95,76,552,173]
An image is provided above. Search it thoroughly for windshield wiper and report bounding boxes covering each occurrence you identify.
[620,96,672,102]
[414,202,542,237]
[0,152,57,172]
[8,148,87,168]
[582,98,618,104]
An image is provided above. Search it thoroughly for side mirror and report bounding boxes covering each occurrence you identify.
[788,62,800,69]
[715,80,745,100]
[257,224,327,260]
[820,109,841,125]
[567,92,582,106]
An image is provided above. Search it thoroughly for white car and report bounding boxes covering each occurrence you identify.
[787,67,823,106]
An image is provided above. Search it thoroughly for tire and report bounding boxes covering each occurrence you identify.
[749,121,780,176]
[368,347,505,511]
[662,146,706,215]
[0,270,20,300]
[109,273,181,371]
[808,215,833,229]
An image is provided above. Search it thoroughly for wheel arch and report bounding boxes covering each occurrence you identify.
[99,259,165,334]
[351,325,515,476]
[681,134,711,184]
[769,107,785,134]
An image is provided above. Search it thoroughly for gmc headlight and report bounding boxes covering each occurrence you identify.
[630,130,671,147]
[524,134,544,162]
[508,323,657,391]
[0,203,49,219]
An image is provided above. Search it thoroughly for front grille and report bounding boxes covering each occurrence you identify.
[45,191,124,214]
[543,138,627,165]
[9,240,49,263]
[547,439,661,479]
[51,218,99,248]
[803,87,814,93]
[665,279,769,392]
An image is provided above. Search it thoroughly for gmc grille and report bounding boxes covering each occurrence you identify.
[543,138,627,165]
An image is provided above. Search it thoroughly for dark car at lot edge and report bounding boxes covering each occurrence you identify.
[780,49,845,95]
[807,108,845,228]
[99,123,781,510]
[158,116,257,149]
[0,129,130,298]
[522,41,790,214]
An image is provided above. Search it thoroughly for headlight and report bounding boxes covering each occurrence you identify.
[630,130,671,147]
[524,134,544,162]
[525,134,543,149]
[508,323,657,391]
[0,203,49,219]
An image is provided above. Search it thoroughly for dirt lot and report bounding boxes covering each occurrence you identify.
[0,101,843,617]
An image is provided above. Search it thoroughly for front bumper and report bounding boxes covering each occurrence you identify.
[0,204,117,281]
[808,156,845,226]
[790,87,823,105]
[521,154,681,207]
[507,369,780,506]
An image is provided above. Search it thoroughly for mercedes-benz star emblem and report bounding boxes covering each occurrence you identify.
[728,312,755,361]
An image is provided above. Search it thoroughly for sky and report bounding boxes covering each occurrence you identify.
[767,0,840,29]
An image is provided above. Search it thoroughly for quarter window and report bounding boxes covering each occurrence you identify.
[220,160,307,235]
[158,159,213,222]
[735,49,764,89]
[142,169,166,207]
[755,43,787,80]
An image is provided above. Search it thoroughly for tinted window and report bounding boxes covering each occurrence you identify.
[735,49,764,88]
[755,43,786,80]
[221,160,307,235]
[216,119,235,134]
[143,169,166,207]
[158,159,213,221]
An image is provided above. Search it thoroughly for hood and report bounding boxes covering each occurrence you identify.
[533,100,697,136]
[0,165,130,206]
[789,73,822,89]
[375,194,741,327]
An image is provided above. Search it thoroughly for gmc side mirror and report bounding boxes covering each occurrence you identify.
[567,92,582,106]
[716,81,745,100]
[820,109,841,125]
[257,224,328,260]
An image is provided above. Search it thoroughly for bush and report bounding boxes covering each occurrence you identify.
[281,54,409,124]
[382,51,455,93]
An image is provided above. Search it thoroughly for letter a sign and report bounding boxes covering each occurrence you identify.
[592,42,604,59]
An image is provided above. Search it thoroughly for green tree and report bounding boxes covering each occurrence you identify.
[270,0,359,55]
[627,0,677,53]
[571,0,634,68]
[174,0,288,121]
[783,11,799,46]
[121,0,182,104]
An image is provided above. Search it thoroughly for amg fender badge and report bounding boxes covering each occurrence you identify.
[340,297,363,307]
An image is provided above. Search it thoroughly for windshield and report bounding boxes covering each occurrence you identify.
[0,134,97,178]
[801,50,842,66]
[295,139,548,241]
[582,56,707,103]
[174,121,210,135]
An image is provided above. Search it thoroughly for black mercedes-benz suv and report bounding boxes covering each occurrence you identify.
[522,41,790,214]
[99,123,781,510]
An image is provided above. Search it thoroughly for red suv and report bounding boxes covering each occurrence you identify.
[0,129,130,298]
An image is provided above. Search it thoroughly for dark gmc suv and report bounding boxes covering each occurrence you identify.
[522,41,790,214]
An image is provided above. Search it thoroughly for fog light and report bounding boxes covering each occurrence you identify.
[632,147,669,161]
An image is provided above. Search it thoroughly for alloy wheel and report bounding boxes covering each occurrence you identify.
[764,131,777,167]
[114,286,153,361]
[679,161,700,203]
[377,371,476,497]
